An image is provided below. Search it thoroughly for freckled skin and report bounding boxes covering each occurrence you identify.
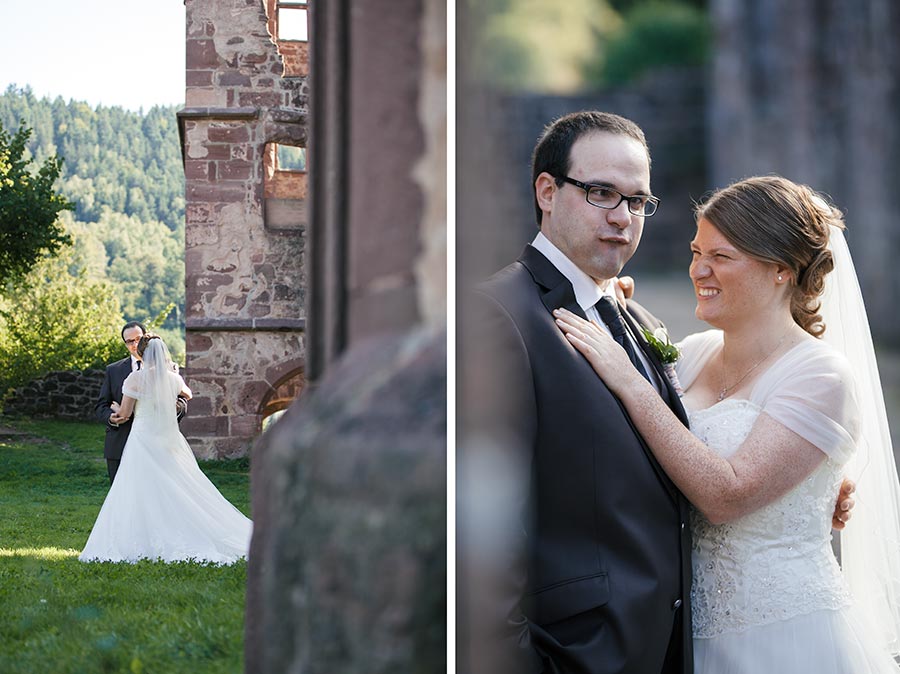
[688,219,788,335]
[554,295,854,526]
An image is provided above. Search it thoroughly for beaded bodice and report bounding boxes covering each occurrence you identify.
[688,399,851,638]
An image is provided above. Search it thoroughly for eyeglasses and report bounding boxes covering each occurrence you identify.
[124,338,141,345]
[557,176,660,217]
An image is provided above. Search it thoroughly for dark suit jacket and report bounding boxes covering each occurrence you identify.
[460,246,693,674]
[95,357,135,461]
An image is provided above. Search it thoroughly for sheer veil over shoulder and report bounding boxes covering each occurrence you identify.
[821,224,900,657]
[135,338,181,438]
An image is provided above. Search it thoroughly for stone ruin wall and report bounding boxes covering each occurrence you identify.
[708,0,900,341]
[4,370,105,421]
[180,0,309,458]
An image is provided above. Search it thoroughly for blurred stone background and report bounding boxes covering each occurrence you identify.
[458,0,900,446]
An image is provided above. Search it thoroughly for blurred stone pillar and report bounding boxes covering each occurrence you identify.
[709,0,900,342]
[244,0,446,672]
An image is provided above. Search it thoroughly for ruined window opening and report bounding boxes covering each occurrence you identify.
[277,144,307,172]
[263,142,307,230]
[277,0,308,42]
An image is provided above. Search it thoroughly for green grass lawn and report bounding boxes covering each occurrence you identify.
[0,418,250,674]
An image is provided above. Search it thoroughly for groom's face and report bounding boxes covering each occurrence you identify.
[536,132,650,283]
[123,327,144,359]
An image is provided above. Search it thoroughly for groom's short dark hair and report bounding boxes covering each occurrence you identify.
[530,111,650,226]
[121,321,148,340]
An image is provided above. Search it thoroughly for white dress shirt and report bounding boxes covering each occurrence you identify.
[531,232,661,391]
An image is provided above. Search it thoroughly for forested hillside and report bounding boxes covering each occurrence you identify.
[0,85,185,339]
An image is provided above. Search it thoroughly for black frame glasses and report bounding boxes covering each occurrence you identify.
[557,176,660,217]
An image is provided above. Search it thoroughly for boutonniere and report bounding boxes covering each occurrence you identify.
[640,327,680,364]
[640,327,684,396]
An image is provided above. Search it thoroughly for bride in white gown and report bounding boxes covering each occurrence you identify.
[555,176,900,672]
[80,334,252,564]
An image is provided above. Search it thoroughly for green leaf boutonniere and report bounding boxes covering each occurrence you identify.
[640,326,680,364]
[640,326,683,396]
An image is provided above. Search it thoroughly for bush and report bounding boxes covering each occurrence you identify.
[144,302,185,367]
[0,246,124,398]
[466,0,623,93]
[590,1,710,86]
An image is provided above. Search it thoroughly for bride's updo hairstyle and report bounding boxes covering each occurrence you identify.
[137,332,179,373]
[695,175,845,338]
[136,333,161,357]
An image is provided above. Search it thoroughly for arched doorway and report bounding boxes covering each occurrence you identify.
[260,366,305,431]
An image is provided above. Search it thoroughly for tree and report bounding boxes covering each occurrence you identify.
[466,0,622,93]
[586,1,710,87]
[0,245,125,397]
[0,90,187,335]
[0,121,73,285]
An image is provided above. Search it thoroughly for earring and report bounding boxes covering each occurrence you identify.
[777,275,784,282]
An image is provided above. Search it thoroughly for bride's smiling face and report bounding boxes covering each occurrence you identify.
[689,218,785,329]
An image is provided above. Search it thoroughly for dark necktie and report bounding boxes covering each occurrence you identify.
[594,296,651,384]
[136,360,141,371]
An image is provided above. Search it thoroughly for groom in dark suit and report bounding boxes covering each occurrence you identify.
[95,321,187,483]
[95,321,147,483]
[459,112,693,673]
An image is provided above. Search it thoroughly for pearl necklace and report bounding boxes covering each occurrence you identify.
[718,332,790,402]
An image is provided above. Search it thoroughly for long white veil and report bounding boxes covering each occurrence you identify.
[820,225,900,656]
[139,338,180,439]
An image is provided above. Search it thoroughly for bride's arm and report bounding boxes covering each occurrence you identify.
[117,395,136,421]
[554,308,825,524]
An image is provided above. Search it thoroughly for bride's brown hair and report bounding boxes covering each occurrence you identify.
[695,175,845,337]
[136,333,161,357]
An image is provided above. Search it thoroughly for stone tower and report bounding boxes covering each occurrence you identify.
[178,0,309,458]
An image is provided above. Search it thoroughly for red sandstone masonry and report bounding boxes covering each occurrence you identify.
[238,91,285,108]
[186,333,214,351]
[187,71,214,87]
[241,53,269,66]
[208,124,251,143]
[182,414,229,436]
[187,39,220,69]
[184,160,210,180]
[218,72,253,87]
[248,302,271,318]
[181,0,308,458]
[218,161,254,181]
[229,414,261,438]
[194,143,232,161]
[186,183,245,202]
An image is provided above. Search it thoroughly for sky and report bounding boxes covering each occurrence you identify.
[0,0,186,112]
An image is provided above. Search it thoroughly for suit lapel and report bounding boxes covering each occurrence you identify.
[619,308,690,428]
[114,358,132,397]
[519,245,585,320]
[519,245,681,504]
